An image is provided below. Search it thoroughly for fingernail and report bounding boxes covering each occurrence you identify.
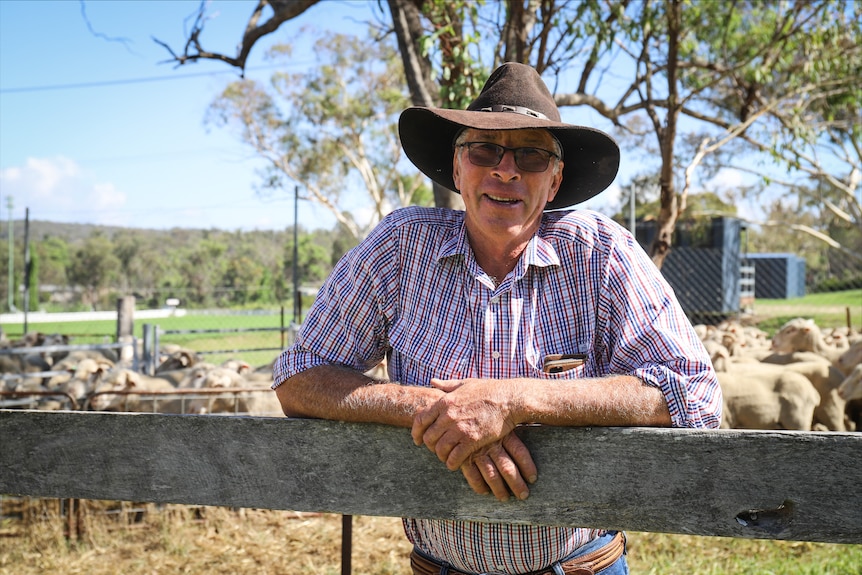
[518,490,529,500]
[528,474,537,484]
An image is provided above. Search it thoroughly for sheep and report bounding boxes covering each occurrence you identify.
[185,367,282,416]
[838,364,862,402]
[155,348,201,374]
[771,317,845,364]
[760,351,831,366]
[54,357,113,405]
[702,339,730,372]
[220,358,253,374]
[47,353,115,389]
[726,360,847,431]
[783,361,848,431]
[836,340,862,376]
[88,368,180,413]
[837,366,862,432]
[156,362,217,388]
[718,370,820,431]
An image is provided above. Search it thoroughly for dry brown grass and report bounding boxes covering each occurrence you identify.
[0,501,412,575]
[2,499,860,575]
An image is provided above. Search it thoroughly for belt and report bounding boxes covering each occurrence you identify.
[409,531,626,575]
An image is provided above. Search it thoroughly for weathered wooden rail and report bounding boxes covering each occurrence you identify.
[1,410,860,544]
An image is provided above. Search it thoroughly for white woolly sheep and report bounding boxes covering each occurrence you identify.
[771,318,845,364]
[89,368,179,413]
[718,369,820,431]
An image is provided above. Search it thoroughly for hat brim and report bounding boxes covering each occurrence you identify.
[399,107,620,210]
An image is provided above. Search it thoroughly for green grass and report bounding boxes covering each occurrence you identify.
[626,532,862,574]
[1,311,292,368]
[751,288,861,335]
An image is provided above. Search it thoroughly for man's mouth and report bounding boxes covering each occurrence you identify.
[486,194,519,204]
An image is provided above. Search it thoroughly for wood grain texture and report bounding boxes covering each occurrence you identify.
[1,410,859,543]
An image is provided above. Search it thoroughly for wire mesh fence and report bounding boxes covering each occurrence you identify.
[635,217,861,329]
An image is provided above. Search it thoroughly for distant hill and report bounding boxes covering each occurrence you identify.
[0,219,264,244]
[3,219,157,242]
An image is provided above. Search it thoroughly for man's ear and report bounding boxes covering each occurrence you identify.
[547,160,564,203]
[452,149,462,191]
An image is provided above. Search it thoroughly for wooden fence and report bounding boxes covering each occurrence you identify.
[1,410,860,545]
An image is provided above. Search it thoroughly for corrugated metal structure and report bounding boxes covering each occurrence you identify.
[745,253,807,299]
[636,217,746,320]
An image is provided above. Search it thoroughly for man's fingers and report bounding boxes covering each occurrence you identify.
[489,444,530,500]
[411,406,439,446]
[460,462,491,495]
[429,378,464,392]
[503,432,538,484]
[473,455,510,501]
[445,441,473,471]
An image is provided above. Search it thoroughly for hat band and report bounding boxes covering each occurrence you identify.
[479,104,549,120]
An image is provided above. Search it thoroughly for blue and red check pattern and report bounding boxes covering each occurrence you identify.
[274,206,721,574]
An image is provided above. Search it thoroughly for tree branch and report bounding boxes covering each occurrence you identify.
[153,0,318,73]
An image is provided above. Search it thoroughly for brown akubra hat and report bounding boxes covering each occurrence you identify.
[399,62,620,210]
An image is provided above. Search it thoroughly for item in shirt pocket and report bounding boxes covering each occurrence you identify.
[542,353,586,373]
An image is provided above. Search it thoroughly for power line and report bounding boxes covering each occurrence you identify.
[0,63,302,94]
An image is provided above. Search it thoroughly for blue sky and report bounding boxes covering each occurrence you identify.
[0,0,382,231]
[0,0,747,233]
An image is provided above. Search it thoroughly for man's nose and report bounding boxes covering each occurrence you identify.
[492,149,521,178]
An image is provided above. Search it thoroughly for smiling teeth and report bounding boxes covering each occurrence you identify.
[488,195,516,203]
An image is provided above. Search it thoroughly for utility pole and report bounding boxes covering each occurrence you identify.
[292,184,300,324]
[23,208,31,332]
[6,196,14,312]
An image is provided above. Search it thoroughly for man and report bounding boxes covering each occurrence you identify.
[273,62,721,575]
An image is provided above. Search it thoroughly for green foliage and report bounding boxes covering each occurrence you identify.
[66,234,121,309]
[283,234,331,290]
[3,222,351,312]
[208,29,423,241]
[418,0,486,109]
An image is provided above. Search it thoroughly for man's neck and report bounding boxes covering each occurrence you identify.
[467,231,531,282]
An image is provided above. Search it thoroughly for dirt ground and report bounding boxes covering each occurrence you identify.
[1,501,860,575]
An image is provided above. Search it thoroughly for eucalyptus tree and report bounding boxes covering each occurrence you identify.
[205,31,429,240]
[66,233,121,309]
[157,0,858,268]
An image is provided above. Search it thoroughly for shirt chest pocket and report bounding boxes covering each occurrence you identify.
[525,321,594,379]
[388,314,471,386]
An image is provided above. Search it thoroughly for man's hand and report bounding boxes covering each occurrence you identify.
[411,377,521,469]
[459,432,537,501]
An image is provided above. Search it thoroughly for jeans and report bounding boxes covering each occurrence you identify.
[559,531,628,575]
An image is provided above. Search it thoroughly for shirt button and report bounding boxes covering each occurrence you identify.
[491,351,501,359]
[490,296,500,305]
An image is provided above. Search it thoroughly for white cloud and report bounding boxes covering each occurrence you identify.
[0,156,126,223]
[704,168,747,192]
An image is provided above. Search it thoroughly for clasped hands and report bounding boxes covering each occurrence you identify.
[411,377,537,501]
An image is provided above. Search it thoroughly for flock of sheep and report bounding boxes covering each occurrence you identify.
[0,334,283,417]
[700,318,862,431]
[2,317,862,432]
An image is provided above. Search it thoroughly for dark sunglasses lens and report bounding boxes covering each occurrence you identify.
[515,149,551,172]
[467,143,503,166]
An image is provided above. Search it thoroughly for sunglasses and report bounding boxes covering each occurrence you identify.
[458,142,559,173]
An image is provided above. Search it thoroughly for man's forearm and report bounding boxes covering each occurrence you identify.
[515,375,672,427]
[275,364,443,427]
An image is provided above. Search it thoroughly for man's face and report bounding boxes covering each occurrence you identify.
[453,128,563,243]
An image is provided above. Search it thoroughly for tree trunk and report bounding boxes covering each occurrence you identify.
[648,0,683,270]
[388,0,465,211]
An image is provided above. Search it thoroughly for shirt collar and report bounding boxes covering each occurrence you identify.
[435,215,562,276]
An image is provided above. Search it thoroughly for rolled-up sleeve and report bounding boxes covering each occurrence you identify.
[272,221,395,389]
[600,229,722,429]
